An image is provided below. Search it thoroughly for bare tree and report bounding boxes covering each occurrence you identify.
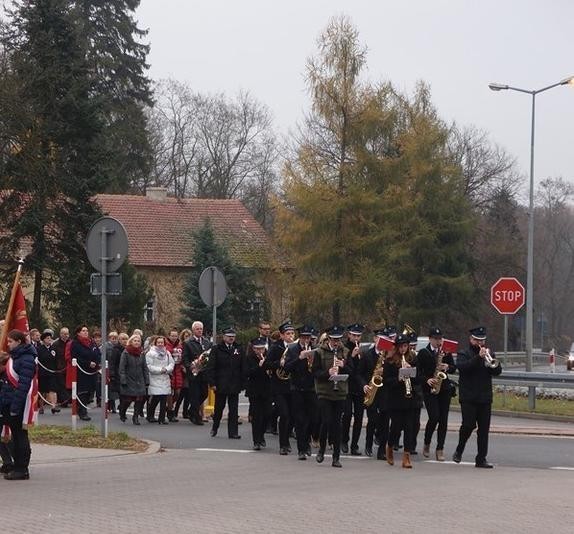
[448,124,521,207]
[534,177,574,347]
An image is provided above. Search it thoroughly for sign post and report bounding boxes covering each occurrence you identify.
[86,217,128,437]
[198,266,228,343]
[490,277,528,406]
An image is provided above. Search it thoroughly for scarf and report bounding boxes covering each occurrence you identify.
[76,335,92,348]
[126,345,142,356]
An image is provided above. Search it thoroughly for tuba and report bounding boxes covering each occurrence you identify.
[364,352,384,407]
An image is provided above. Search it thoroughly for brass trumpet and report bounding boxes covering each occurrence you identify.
[483,348,499,369]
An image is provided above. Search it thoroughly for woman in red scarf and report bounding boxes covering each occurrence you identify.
[118,334,149,425]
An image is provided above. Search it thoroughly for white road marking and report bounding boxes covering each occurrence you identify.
[193,448,369,459]
[424,460,476,466]
[549,467,574,471]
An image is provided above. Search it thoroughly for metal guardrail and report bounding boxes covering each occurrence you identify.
[450,370,574,410]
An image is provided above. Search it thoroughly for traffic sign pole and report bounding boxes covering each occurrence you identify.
[211,266,217,344]
[100,226,110,439]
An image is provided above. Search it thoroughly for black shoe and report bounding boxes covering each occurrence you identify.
[350,447,362,456]
[341,443,349,454]
[4,470,29,480]
[475,460,494,469]
[279,447,289,455]
[229,435,241,439]
[298,452,307,460]
[410,451,418,456]
[286,446,292,453]
[210,428,218,437]
[332,459,342,468]
[452,451,462,463]
[260,439,267,448]
[147,417,158,423]
[0,464,14,474]
[120,415,127,422]
[316,450,325,463]
[51,408,61,414]
[159,420,169,425]
[376,451,386,461]
[253,444,261,451]
[193,418,205,426]
[237,418,243,425]
[132,415,140,426]
[365,447,372,457]
[306,448,312,457]
[79,414,91,421]
[374,437,380,446]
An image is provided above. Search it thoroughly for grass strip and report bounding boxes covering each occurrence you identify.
[29,424,148,452]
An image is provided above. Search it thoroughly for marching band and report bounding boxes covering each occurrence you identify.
[199,321,501,469]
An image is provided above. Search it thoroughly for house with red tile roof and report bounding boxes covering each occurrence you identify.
[96,188,291,329]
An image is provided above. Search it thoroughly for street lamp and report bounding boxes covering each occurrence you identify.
[488,76,574,380]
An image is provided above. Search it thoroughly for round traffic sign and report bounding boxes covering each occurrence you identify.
[86,217,129,273]
[198,266,228,308]
[491,277,525,315]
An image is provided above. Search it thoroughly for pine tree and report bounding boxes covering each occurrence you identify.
[180,220,265,333]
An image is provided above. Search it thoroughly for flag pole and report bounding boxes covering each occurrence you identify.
[0,258,25,350]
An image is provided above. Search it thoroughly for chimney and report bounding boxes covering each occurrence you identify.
[146,187,168,201]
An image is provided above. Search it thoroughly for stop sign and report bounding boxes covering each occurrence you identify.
[491,277,525,314]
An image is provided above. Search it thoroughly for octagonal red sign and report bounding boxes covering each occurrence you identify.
[490,277,525,315]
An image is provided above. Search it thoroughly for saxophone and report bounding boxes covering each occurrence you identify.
[430,348,448,395]
[364,352,384,407]
[401,353,412,398]
[276,346,291,381]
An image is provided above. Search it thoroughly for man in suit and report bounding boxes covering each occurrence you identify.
[206,327,245,439]
[453,326,502,468]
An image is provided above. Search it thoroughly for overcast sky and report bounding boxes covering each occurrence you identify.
[137,0,573,196]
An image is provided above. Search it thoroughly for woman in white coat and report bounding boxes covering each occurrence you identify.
[146,336,175,424]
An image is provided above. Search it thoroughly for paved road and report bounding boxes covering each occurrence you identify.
[4,440,574,533]
[37,406,574,470]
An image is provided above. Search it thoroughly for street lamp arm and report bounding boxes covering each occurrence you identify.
[534,80,568,95]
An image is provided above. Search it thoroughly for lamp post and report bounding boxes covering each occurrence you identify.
[488,77,573,382]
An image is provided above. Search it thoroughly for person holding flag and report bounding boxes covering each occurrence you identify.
[0,330,37,480]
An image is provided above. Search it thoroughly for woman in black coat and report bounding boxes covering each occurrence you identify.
[118,334,149,425]
[36,331,59,414]
[70,325,101,421]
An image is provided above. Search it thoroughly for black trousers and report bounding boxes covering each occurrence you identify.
[408,405,421,452]
[318,398,345,460]
[457,402,492,463]
[212,392,239,437]
[423,391,451,450]
[388,408,416,451]
[365,402,389,450]
[291,390,317,453]
[1,410,31,472]
[341,395,365,448]
[273,392,292,449]
[148,394,168,422]
[250,394,272,445]
[188,379,208,421]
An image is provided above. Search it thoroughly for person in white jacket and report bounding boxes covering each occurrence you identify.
[146,336,175,424]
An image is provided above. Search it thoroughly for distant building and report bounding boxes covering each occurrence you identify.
[96,187,291,330]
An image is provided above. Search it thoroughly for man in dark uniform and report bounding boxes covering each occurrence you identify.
[341,323,366,455]
[265,321,296,455]
[182,321,212,425]
[453,326,502,468]
[246,337,272,450]
[362,327,393,458]
[307,325,351,468]
[206,327,245,439]
[406,330,422,455]
[417,327,456,461]
[284,324,317,460]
